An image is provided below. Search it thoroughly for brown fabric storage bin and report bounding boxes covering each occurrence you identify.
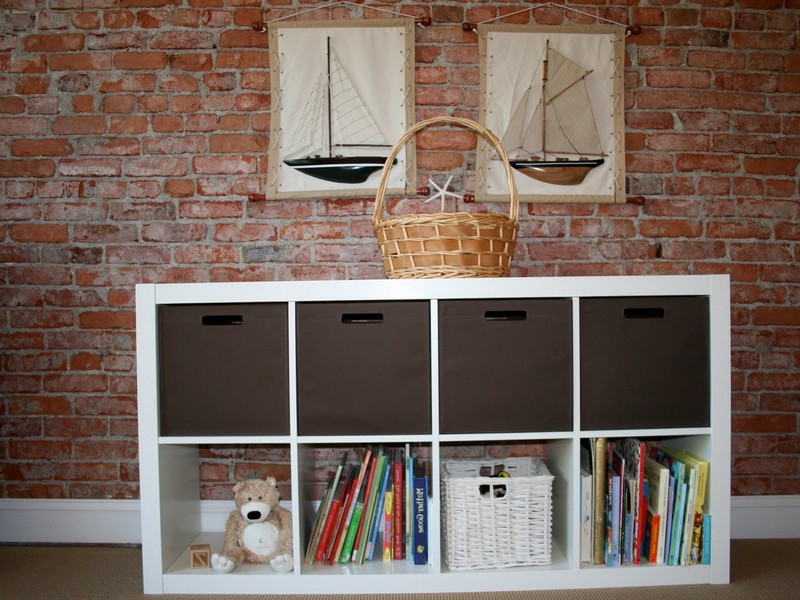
[158,303,290,436]
[296,301,431,435]
[438,298,573,434]
[580,296,710,430]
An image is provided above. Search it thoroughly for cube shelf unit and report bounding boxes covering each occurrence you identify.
[136,275,731,595]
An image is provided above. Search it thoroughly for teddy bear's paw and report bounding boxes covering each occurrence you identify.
[270,554,294,573]
[211,553,236,573]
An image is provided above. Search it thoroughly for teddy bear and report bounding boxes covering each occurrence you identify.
[211,477,294,573]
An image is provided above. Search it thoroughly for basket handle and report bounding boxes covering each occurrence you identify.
[373,116,519,226]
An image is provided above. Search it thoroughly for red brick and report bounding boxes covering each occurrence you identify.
[11,139,73,157]
[49,53,112,71]
[52,116,106,134]
[193,156,257,175]
[9,440,72,460]
[23,33,85,52]
[103,10,135,29]
[219,30,268,49]
[744,157,799,176]
[114,52,168,70]
[170,53,214,71]
[78,310,135,330]
[0,159,56,178]
[9,224,69,243]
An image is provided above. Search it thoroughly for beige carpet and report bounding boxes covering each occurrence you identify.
[0,540,798,599]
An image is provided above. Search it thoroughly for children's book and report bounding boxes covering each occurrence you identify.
[644,457,670,564]
[592,437,607,565]
[412,459,428,566]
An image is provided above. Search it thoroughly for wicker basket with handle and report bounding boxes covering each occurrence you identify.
[373,116,519,279]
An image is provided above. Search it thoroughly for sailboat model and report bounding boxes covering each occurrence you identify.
[283,37,395,185]
[501,40,605,186]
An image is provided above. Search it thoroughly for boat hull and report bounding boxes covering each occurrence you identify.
[284,156,395,185]
[510,158,604,186]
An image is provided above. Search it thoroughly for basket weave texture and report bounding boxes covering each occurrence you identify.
[441,457,553,570]
[373,116,519,279]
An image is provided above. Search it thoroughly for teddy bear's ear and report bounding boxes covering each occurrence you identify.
[265,476,277,488]
[233,481,244,494]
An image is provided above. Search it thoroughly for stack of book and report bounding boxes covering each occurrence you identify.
[580,438,710,567]
[304,445,429,567]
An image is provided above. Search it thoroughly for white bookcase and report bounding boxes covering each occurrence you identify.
[136,275,730,594]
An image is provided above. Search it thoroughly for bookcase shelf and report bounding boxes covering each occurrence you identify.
[136,275,730,594]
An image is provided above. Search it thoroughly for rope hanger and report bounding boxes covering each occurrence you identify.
[252,0,431,33]
[462,1,640,35]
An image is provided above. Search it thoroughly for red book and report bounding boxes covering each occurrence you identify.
[316,466,350,562]
[392,449,404,560]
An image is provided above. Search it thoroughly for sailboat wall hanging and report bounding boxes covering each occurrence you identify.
[267,19,414,199]
[476,25,625,203]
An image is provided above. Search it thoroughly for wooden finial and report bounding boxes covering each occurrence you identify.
[463,194,475,204]
[248,193,267,202]
[417,186,430,196]
[416,16,432,27]
[462,22,476,32]
[252,21,267,32]
[627,24,642,36]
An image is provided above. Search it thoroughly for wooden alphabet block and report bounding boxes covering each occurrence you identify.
[190,544,211,568]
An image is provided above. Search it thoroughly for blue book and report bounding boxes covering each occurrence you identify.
[701,514,711,565]
[412,467,428,566]
[366,459,392,561]
[606,447,624,566]
[669,480,687,566]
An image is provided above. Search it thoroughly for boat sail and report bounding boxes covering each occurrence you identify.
[283,37,395,185]
[501,40,605,186]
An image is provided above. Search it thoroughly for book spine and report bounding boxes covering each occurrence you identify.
[329,475,357,563]
[352,456,378,562]
[305,477,333,564]
[592,437,607,565]
[382,488,393,561]
[315,499,342,562]
[668,480,687,566]
[392,451,404,560]
[701,514,711,565]
[331,450,372,563]
[648,512,660,564]
[412,474,428,565]
[339,486,366,563]
[367,462,391,561]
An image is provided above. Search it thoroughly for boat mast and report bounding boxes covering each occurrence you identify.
[326,36,333,158]
[541,40,549,160]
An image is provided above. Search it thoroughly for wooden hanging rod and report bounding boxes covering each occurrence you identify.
[463,21,641,34]
[253,15,431,33]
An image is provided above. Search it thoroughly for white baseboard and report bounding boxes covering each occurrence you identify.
[1,496,798,545]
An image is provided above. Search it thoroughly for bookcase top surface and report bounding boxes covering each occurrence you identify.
[140,274,729,305]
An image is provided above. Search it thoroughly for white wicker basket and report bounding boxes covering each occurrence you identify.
[440,457,553,570]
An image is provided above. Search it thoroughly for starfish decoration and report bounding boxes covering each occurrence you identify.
[425,175,463,211]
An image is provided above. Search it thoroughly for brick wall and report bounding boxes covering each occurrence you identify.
[1,1,798,500]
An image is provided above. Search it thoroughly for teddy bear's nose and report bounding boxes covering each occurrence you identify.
[247,510,262,520]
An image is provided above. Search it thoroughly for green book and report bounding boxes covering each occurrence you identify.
[339,484,367,563]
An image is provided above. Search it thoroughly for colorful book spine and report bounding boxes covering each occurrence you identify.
[339,484,366,563]
[331,450,371,563]
[382,487,393,561]
[367,459,392,561]
[392,449,404,560]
